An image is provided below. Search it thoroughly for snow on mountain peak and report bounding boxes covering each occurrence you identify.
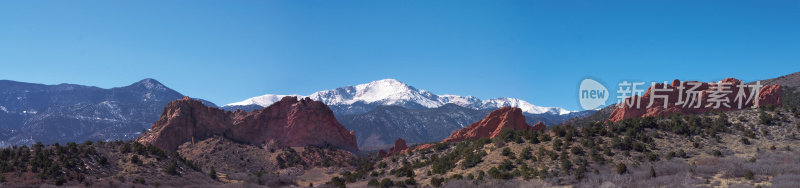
[225,79,574,115]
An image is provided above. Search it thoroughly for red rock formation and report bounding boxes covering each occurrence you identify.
[227,96,359,152]
[377,150,387,158]
[532,121,546,132]
[385,138,408,157]
[441,107,533,143]
[136,96,235,151]
[608,78,782,122]
[136,96,358,152]
[414,143,435,151]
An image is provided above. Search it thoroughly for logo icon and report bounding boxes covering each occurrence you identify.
[579,79,608,110]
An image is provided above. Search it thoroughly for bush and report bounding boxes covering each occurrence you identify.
[55,176,66,186]
[571,146,585,156]
[712,150,723,157]
[367,178,379,186]
[615,163,627,174]
[165,161,179,175]
[133,177,146,184]
[208,166,218,180]
[678,149,688,158]
[395,180,406,187]
[666,151,676,160]
[759,111,774,125]
[501,147,513,157]
[745,170,754,180]
[520,147,532,160]
[130,155,142,165]
[99,156,109,166]
[404,178,416,185]
[462,150,486,169]
[740,138,751,145]
[488,165,513,179]
[330,176,346,188]
[430,177,444,187]
[379,178,393,188]
[649,166,656,177]
[553,138,563,151]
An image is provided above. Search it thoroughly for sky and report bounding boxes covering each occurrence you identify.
[1,0,798,111]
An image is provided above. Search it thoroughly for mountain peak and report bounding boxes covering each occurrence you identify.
[225,79,573,115]
[357,79,414,91]
[373,78,404,84]
[129,78,166,90]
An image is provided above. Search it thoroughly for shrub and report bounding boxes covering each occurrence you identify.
[666,151,676,160]
[133,177,146,184]
[740,138,751,145]
[553,138,563,151]
[367,179,379,186]
[330,176,346,188]
[430,177,444,187]
[393,166,414,178]
[712,150,722,157]
[404,178,416,185]
[649,166,656,178]
[130,155,142,165]
[99,156,109,166]
[488,167,499,177]
[208,166,218,180]
[745,170,754,180]
[560,156,573,172]
[520,147,532,160]
[501,147,513,157]
[615,163,627,174]
[571,146,585,156]
[678,149,688,158]
[759,111,773,125]
[379,178,393,188]
[55,176,67,186]
[165,161,178,175]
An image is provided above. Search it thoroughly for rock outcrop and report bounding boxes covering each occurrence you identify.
[608,78,782,122]
[137,96,358,152]
[382,138,409,157]
[441,107,534,143]
[532,121,547,132]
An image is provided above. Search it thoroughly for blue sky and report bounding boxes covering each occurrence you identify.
[1,0,798,111]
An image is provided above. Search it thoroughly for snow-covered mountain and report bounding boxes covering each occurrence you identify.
[223,79,574,115]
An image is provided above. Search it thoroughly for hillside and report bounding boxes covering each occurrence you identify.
[332,106,800,187]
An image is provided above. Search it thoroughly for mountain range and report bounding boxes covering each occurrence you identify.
[0,78,591,149]
[0,79,215,147]
[337,104,594,148]
[222,79,576,115]
[222,79,595,148]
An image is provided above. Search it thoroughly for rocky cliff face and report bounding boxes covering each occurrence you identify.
[226,96,358,152]
[442,107,534,143]
[608,78,782,122]
[380,138,409,157]
[136,96,358,152]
